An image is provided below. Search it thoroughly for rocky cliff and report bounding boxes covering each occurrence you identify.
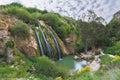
[0,12,38,56]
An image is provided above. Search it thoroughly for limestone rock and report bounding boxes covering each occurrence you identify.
[14,35,38,56]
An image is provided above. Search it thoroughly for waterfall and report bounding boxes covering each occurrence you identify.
[38,23,53,58]
[35,30,44,56]
[50,31,62,60]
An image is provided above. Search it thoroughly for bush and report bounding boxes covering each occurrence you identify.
[40,13,62,27]
[9,21,30,39]
[31,56,67,78]
[25,7,41,13]
[40,13,68,39]
[30,12,42,24]
[75,44,84,53]
[5,40,14,48]
[5,7,31,23]
[104,41,120,55]
[9,2,23,7]
[100,54,112,65]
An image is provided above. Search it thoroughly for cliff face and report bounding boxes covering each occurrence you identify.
[0,13,70,58]
[14,28,38,56]
[0,12,15,54]
[0,13,38,56]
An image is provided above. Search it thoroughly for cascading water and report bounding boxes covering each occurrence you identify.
[35,30,44,56]
[50,31,62,60]
[38,23,53,58]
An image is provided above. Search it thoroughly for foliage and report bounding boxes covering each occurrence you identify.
[75,43,84,53]
[30,56,67,78]
[30,12,42,24]
[55,76,63,80]
[9,21,30,39]
[111,55,120,62]
[0,49,32,78]
[25,7,41,13]
[75,73,93,80]
[100,54,112,65]
[5,40,14,48]
[77,65,90,76]
[4,6,31,23]
[56,55,74,68]
[104,41,120,55]
[40,13,62,27]
[40,13,77,40]
[107,19,120,41]
[78,10,107,53]
[9,2,23,7]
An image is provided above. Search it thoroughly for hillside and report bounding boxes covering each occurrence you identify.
[0,2,120,80]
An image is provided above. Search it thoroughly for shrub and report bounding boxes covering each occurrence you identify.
[100,54,112,65]
[40,13,62,27]
[25,7,41,13]
[75,73,93,80]
[5,40,14,48]
[5,7,31,23]
[75,43,84,53]
[9,2,23,7]
[55,76,63,80]
[32,56,67,78]
[30,12,42,24]
[40,13,67,39]
[9,21,30,39]
[104,41,120,55]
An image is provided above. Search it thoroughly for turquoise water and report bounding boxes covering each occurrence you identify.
[56,55,74,68]
[57,55,88,70]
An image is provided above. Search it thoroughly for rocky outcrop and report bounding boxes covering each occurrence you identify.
[0,13,14,55]
[0,13,38,57]
[14,28,38,56]
[65,31,77,54]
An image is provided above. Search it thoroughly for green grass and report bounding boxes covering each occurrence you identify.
[56,55,74,69]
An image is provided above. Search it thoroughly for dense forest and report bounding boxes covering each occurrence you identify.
[0,2,120,80]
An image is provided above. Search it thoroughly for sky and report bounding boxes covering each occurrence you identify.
[0,0,120,23]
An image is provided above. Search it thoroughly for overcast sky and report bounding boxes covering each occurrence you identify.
[0,0,120,23]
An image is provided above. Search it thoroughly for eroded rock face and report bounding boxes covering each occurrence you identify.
[14,28,38,56]
[65,31,77,54]
[0,13,38,57]
[0,30,8,54]
[0,13,14,55]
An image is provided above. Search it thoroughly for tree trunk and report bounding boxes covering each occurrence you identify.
[92,46,96,52]
[84,39,88,54]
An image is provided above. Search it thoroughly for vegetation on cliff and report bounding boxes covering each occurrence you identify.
[0,2,120,80]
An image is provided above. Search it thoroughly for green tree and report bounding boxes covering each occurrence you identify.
[107,19,120,41]
[9,2,23,7]
[78,10,107,53]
